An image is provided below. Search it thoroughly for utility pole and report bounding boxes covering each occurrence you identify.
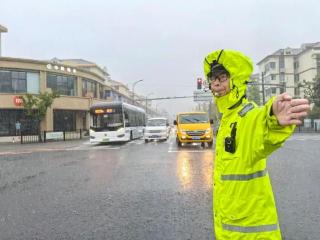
[261,71,266,105]
[145,93,154,115]
[132,79,143,105]
[283,81,286,93]
[208,101,212,119]
[0,25,8,57]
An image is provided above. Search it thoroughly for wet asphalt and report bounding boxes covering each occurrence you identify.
[0,133,319,240]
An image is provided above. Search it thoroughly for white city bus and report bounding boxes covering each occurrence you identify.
[89,102,146,143]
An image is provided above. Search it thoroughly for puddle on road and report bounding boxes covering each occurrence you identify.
[176,150,214,190]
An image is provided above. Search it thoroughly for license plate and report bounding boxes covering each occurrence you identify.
[102,138,109,142]
[151,135,160,138]
[192,136,200,140]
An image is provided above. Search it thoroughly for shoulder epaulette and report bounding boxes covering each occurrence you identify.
[238,103,254,117]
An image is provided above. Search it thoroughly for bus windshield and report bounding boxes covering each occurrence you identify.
[179,114,209,124]
[92,107,124,131]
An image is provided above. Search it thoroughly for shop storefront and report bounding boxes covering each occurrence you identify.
[0,57,113,137]
[53,110,76,131]
[0,109,39,136]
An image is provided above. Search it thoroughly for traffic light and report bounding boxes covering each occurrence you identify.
[197,78,202,89]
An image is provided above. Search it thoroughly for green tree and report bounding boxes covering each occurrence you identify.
[303,75,320,107]
[21,91,60,130]
[247,84,261,106]
[309,105,320,118]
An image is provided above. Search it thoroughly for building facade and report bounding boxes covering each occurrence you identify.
[0,57,148,136]
[257,42,320,103]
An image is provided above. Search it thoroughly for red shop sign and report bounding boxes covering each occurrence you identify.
[13,96,24,106]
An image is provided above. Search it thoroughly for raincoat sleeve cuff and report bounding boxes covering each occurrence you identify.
[266,97,282,129]
[264,97,295,144]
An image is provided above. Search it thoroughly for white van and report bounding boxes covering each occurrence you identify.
[144,117,170,142]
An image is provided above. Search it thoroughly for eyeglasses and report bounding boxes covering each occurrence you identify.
[209,74,229,84]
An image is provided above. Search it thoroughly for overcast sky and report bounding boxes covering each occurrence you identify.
[1,0,320,117]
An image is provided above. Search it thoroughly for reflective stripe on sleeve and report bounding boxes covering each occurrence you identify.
[222,223,278,233]
[221,169,267,181]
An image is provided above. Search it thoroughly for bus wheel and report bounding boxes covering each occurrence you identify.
[208,141,213,148]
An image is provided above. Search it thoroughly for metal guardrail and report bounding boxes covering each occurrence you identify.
[21,129,86,144]
[295,119,320,133]
[20,133,42,144]
[295,126,319,133]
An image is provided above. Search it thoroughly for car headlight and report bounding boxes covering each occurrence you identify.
[180,130,186,134]
[205,128,211,134]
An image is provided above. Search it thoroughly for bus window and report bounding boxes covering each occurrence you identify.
[124,112,130,127]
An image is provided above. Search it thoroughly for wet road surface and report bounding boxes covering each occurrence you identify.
[0,133,319,239]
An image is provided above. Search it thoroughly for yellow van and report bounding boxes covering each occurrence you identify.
[173,112,213,148]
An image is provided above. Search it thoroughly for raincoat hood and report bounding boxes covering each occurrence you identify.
[204,49,253,113]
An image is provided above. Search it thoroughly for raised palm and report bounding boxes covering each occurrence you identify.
[272,93,310,126]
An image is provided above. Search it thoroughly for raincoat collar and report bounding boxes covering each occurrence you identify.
[215,93,246,115]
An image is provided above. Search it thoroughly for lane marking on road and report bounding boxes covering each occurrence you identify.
[168,150,207,153]
[0,145,123,156]
[0,151,32,156]
[88,146,121,150]
[0,148,67,156]
[168,138,175,152]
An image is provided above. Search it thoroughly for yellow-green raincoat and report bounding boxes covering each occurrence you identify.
[204,50,295,239]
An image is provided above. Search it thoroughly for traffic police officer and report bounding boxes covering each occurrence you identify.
[204,49,310,239]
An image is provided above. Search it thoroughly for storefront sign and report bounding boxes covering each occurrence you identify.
[13,96,24,106]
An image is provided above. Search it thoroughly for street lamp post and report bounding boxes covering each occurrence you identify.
[0,25,8,57]
[261,71,265,105]
[155,102,162,115]
[145,93,154,115]
[132,79,144,105]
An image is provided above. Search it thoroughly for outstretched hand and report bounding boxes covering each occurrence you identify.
[272,93,310,126]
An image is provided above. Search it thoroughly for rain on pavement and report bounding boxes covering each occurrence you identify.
[0,133,319,239]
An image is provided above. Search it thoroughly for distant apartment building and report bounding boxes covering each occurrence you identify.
[257,42,320,103]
